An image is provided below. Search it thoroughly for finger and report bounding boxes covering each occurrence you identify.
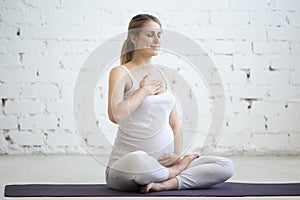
[141,75,148,82]
[158,159,170,166]
[139,75,149,85]
[158,154,172,161]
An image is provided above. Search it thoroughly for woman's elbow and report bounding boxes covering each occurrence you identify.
[108,114,119,124]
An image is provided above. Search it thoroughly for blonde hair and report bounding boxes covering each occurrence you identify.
[120,14,162,65]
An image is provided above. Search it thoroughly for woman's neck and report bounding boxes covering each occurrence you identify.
[129,52,152,67]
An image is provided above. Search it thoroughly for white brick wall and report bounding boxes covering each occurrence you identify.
[0,0,299,156]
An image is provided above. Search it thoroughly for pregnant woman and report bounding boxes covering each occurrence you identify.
[105,13,233,193]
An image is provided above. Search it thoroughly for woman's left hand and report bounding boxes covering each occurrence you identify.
[158,153,181,167]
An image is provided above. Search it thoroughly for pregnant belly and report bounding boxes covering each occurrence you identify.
[114,124,175,160]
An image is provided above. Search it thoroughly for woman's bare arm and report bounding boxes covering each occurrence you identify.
[169,105,183,156]
[107,66,164,124]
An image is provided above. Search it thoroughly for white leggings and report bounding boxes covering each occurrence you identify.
[106,151,234,191]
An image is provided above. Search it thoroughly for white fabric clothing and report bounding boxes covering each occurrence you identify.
[106,65,234,191]
[106,151,170,191]
[108,65,176,167]
[106,150,234,191]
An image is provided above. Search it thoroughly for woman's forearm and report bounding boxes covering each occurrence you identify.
[112,88,148,123]
[173,126,183,156]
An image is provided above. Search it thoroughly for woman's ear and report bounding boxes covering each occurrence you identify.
[129,34,137,46]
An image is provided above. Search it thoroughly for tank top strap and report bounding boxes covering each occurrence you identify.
[120,65,139,87]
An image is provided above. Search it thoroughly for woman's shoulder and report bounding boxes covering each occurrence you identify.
[109,65,127,76]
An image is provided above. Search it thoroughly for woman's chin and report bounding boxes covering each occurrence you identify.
[149,49,160,56]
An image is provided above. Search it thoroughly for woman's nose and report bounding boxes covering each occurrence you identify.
[153,35,160,43]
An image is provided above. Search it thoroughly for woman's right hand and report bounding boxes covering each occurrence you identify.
[139,75,164,95]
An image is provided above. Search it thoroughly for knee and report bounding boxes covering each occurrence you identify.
[221,158,234,180]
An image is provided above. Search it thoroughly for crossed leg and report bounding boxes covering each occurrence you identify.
[140,154,199,193]
[106,151,233,193]
[141,155,234,193]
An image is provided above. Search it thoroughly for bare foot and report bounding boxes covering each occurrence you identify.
[140,182,153,193]
[140,177,179,193]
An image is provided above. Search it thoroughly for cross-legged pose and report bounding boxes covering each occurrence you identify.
[106,14,233,193]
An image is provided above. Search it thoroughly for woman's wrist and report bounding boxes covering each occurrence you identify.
[139,86,150,96]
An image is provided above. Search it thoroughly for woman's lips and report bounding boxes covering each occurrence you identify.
[150,46,160,49]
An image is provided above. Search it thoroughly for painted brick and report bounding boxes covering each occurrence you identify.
[23,0,61,9]
[227,115,266,132]
[267,116,300,132]
[233,55,269,70]
[21,83,59,99]
[288,133,300,149]
[83,11,122,27]
[0,69,37,83]
[225,99,249,114]
[227,25,267,40]
[58,25,98,40]
[268,27,300,42]
[0,116,18,129]
[59,55,86,70]
[0,54,20,69]
[19,115,58,130]
[59,116,76,130]
[0,133,7,151]
[19,24,60,40]
[9,131,45,146]
[230,0,270,10]
[250,11,287,26]
[0,0,22,9]
[0,25,17,39]
[46,132,81,146]
[6,39,46,54]
[229,85,267,99]
[176,12,209,25]
[290,68,300,85]
[1,9,41,25]
[270,0,300,11]
[0,84,20,98]
[5,100,45,114]
[62,0,103,11]
[43,10,83,25]
[291,42,300,55]
[252,133,289,149]
[186,25,229,40]
[203,41,252,55]
[250,70,290,85]
[96,25,125,41]
[1,0,300,156]
[45,40,86,55]
[268,86,300,101]
[269,55,299,70]
[60,85,74,100]
[22,54,61,70]
[37,69,78,85]
[286,102,300,117]
[217,70,248,85]
[210,11,249,25]
[210,55,233,69]
[217,131,251,149]
[288,12,300,27]
[46,100,73,115]
[253,41,290,55]
[250,101,286,116]
[181,0,230,10]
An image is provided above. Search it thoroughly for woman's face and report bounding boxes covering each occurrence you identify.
[132,21,162,57]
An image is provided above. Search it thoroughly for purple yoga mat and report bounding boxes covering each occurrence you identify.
[4,182,300,197]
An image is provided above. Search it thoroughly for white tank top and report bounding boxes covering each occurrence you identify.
[108,65,176,166]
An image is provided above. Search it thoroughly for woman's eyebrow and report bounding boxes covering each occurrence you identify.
[145,30,162,34]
